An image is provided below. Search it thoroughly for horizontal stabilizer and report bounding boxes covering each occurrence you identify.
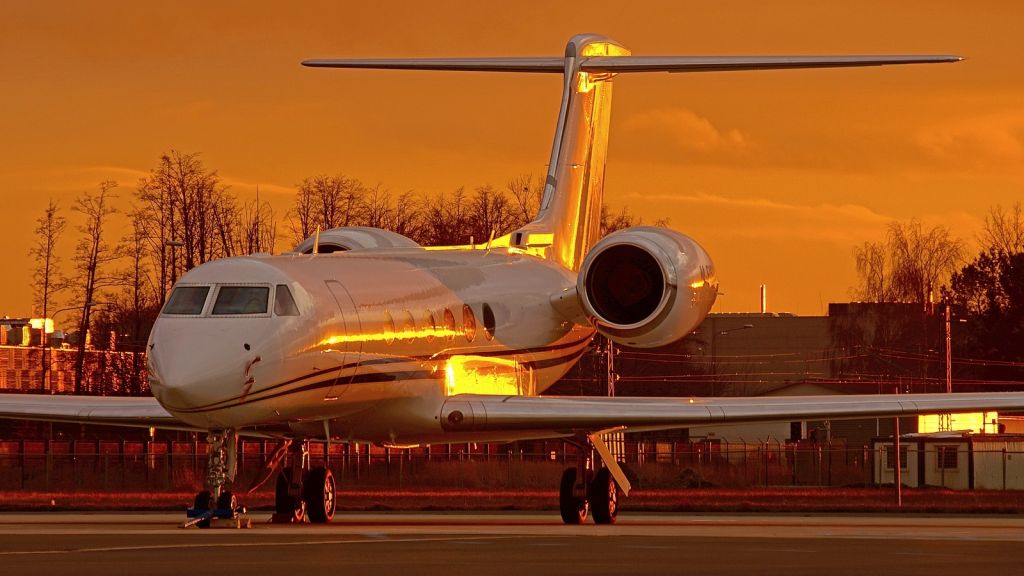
[302,55,961,74]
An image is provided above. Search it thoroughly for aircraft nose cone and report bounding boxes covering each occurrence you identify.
[147,319,270,416]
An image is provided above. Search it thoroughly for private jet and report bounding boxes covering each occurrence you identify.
[4,34,1023,526]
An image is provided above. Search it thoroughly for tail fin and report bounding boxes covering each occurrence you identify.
[508,34,626,271]
[304,36,959,271]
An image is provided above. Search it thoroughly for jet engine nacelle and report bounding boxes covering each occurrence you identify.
[292,226,421,254]
[577,227,717,348]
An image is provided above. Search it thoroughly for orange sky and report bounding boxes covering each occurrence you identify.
[2,1,1023,317]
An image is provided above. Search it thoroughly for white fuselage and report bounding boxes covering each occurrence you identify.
[147,248,594,444]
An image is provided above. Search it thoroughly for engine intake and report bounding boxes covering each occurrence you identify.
[577,227,717,348]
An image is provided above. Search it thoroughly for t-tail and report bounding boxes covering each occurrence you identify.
[304,35,959,271]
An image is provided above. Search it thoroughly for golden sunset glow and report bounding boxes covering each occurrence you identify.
[918,412,1000,434]
[3,2,1024,317]
[445,355,526,396]
[317,325,461,348]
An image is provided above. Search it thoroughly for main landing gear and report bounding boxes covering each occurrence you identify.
[272,438,336,524]
[558,433,629,525]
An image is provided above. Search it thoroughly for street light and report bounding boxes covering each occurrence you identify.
[166,239,183,287]
[944,305,967,395]
[709,322,756,395]
[719,323,755,336]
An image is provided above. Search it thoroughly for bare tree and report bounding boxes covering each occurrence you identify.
[135,151,236,302]
[71,181,123,393]
[506,173,543,226]
[287,174,366,245]
[600,204,638,236]
[468,185,517,244]
[980,202,1024,255]
[239,188,277,254]
[853,219,965,304]
[361,184,392,229]
[387,191,423,242]
[853,241,889,302]
[29,199,66,391]
[421,187,471,246]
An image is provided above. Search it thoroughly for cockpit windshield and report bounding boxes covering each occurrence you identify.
[163,286,210,315]
[274,284,299,316]
[212,286,270,315]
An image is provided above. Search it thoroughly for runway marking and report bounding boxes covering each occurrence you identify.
[742,548,814,554]
[0,534,545,557]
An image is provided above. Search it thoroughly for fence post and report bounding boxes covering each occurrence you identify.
[763,442,769,487]
[1003,446,1008,491]
[827,442,833,486]
[864,445,871,486]
[19,440,25,491]
[45,440,51,491]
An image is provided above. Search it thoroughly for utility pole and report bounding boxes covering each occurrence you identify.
[945,305,952,394]
[606,339,616,397]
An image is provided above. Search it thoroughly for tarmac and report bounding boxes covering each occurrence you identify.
[0,512,1021,575]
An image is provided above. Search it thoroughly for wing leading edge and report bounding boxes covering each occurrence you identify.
[302,55,960,74]
[439,392,1024,434]
[0,393,197,432]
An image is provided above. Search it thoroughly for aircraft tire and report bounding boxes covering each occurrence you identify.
[275,470,305,522]
[304,466,336,523]
[559,468,588,525]
[193,490,213,528]
[588,468,618,525]
[216,490,237,512]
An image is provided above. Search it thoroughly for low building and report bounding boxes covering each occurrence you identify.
[872,432,1024,490]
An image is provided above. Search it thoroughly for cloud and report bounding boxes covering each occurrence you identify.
[915,109,1024,170]
[622,191,979,246]
[622,107,749,155]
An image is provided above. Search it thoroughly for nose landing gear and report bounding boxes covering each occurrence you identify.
[184,429,250,529]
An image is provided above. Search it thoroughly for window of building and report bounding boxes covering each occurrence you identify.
[462,304,477,342]
[482,303,496,341]
[163,286,210,315]
[212,286,270,315]
[936,445,959,470]
[885,445,908,470]
[274,285,299,316]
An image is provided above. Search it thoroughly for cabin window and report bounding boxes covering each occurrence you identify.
[274,285,299,316]
[424,310,437,343]
[212,286,270,315]
[163,286,210,315]
[401,310,416,343]
[383,311,396,345]
[442,308,456,342]
[463,304,477,342]
[482,303,496,341]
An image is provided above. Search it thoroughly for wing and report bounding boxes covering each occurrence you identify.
[0,393,198,432]
[439,392,1024,434]
[302,55,960,74]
